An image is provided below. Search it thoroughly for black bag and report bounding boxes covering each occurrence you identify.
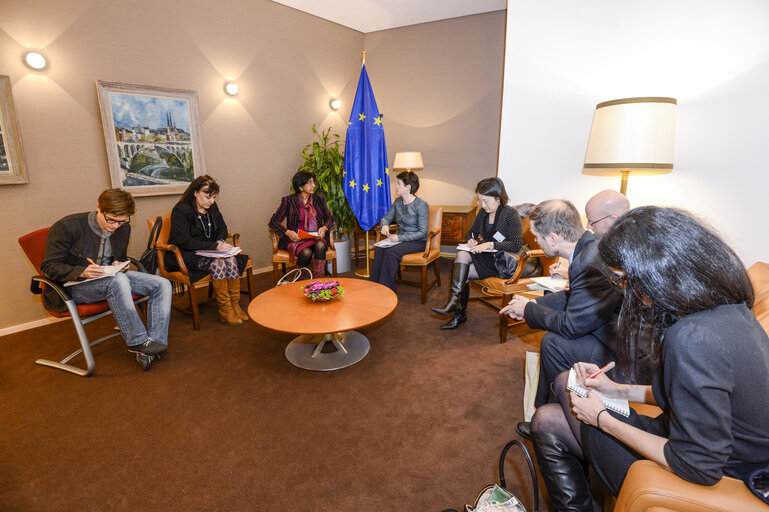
[138,216,162,274]
[494,245,543,279]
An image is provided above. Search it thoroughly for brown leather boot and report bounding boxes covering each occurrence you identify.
[311,259,326,279]
[212,279,242,325]
[228,279,250,322]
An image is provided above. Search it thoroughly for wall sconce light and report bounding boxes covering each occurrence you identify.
[329,98,341,111]
[24,50,47,71]
[223,82,239,96]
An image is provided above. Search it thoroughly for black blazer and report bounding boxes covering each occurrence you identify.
[523,230,621,344]
[167,201,228,270]
[464,205,522,253]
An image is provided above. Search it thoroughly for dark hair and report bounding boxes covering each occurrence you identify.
[396,171,419,194]
[599,206,754,380]
[292,171,314,193]
[529,199,582,242]
[475,177,508,206]
[98,188,135,216]
[180,175,220,206]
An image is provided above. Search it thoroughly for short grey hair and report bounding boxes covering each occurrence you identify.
[529,199,583,242]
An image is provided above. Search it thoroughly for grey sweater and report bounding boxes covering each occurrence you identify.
[379,196,429,242]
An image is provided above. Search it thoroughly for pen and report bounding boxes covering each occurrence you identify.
[587,361,615,380]
[87,257,97,266]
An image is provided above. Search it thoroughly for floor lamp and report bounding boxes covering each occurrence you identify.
[582,97,677,195]
[356,152,424,278]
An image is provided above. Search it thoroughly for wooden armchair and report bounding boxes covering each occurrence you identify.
[148,212,254,330]
[269,231,337,284]
[470,215,558,343]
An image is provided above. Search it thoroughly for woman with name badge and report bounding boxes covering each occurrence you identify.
[370,171,429,292]
[168,175,250,325]
[432,177,522,330]
[527,207,769,511]
[269,170,335,279]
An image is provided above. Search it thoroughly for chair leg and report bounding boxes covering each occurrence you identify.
[499,293,511,343]
[421,265,428,304]
[246,268,254,300]
[189,283,201,331]
[332,258,337,277]
[434,259,441,287]
[273,263,280,285]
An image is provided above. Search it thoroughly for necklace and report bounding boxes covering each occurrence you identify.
[197,211,212,238]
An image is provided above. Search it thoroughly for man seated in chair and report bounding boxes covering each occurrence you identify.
[41,188,172,371]
[501,199,622,438]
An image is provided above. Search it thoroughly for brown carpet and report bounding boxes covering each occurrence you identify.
[0,259,551,511]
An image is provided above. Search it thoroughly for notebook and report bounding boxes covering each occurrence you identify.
[567,368,630,417]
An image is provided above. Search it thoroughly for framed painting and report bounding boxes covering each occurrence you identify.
[96,80,206,197]
[0,75,29,185]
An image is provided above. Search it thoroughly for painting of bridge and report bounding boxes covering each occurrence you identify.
[97,81,205,196]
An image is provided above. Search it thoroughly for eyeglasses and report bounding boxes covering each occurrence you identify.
[587,214,612,228]
[609,271,627,287]
[102,213,130,226]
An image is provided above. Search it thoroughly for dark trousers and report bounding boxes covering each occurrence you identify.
[535,331,614,407]
[370,240,425,292]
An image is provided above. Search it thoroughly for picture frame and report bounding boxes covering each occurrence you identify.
[96,80,206,197]
[0,75,29,185]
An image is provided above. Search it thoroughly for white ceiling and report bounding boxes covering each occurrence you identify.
[271,0,507,33]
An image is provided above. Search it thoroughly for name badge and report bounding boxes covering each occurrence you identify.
[493,231,505,242]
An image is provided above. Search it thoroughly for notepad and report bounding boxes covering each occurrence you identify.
[64,260,130,286]
[298,229,319,240]
[456,243,496,253]
[567,368,630,417]
[195,247,242,258]
[528,276,568,292]
[374,238,401,248]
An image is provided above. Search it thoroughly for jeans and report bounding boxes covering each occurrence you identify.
[71,271,172,347]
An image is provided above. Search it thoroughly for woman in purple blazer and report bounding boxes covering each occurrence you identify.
[269,171,335,278]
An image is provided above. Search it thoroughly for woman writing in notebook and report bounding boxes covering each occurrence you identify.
[432,177,522,329]
[269,170,335,279]
[370,171,429,292]
[168,175,250,325]
[527,207,769,511]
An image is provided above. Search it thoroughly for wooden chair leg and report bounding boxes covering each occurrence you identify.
[433,259,441,287]
[331,258,337,277]
[498,293,512,343]
[245,268,254,300]
[188,283,201,331]
[421,265,428,304]
[273,263,280,284]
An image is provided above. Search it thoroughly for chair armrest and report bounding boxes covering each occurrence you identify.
[327,236,336,251]
[228,232,240,247]
[421,229,441,258]
[615,460,767,512]
[31,275,73,302]
[269,230,279,252]
[155,242,190,275]
[501,249,548,285]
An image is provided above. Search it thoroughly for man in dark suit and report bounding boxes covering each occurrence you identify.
[501,199,622,424]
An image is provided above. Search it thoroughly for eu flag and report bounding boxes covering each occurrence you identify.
[344,65,391,231]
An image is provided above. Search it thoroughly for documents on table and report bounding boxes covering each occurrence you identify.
[195,247,242,258]
[456,243,496,253]
[64,260,130,286]
[373,238,401,248]
[527,276,568,292]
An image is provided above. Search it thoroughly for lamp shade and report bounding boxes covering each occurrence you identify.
[392,151,424,171]
[582,97,677,177]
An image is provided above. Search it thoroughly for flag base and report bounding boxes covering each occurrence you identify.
[354,268,370,278]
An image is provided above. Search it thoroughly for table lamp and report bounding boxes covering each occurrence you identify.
[582,97,677,195]
[393,152,424,172]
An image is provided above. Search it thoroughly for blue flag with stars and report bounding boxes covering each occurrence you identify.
[344,64,391,232]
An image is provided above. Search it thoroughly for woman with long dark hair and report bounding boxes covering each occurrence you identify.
[268,171,335,279]
[528,206,769,510]
[432,177,522,329]
[168,175,250,325]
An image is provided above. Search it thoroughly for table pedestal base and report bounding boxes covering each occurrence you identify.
[284,331,370,371]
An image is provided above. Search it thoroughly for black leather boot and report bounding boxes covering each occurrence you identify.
[432,263,470,316]
[440,283,469,329]
[531,430,593,512]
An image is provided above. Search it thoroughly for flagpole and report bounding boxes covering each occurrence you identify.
[354,231,371,278]
[361,50,366,65]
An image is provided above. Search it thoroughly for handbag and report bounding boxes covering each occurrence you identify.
[138,216,162,274]
[494,245,543,279]
[443,440,539,512]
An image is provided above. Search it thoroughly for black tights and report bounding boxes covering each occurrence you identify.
[296,242,327,268]
[530,370,585,457]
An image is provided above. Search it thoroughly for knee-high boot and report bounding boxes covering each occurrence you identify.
[531,430,593,512]
[311,258,326,279]
[432,263,470,316]
[440,283,469,329]
[228,279,250,322]
[212,279,242,325]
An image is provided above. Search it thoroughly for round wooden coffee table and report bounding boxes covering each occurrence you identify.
[248,277,398,371]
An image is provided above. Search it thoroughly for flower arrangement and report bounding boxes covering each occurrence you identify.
[302,280,344,302]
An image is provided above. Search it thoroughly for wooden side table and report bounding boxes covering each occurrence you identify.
[437,205,477,245]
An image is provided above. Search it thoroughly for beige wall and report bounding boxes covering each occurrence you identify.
[365,11,506,205]
[0,2,505,330]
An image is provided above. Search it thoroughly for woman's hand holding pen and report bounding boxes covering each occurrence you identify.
[216,240,233,251]
[569,388,608,428]
[471,241,494,253]
[573,362,619,397]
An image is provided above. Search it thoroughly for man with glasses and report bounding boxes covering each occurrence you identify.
[501,199,622,439]
[41,188,172,371]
